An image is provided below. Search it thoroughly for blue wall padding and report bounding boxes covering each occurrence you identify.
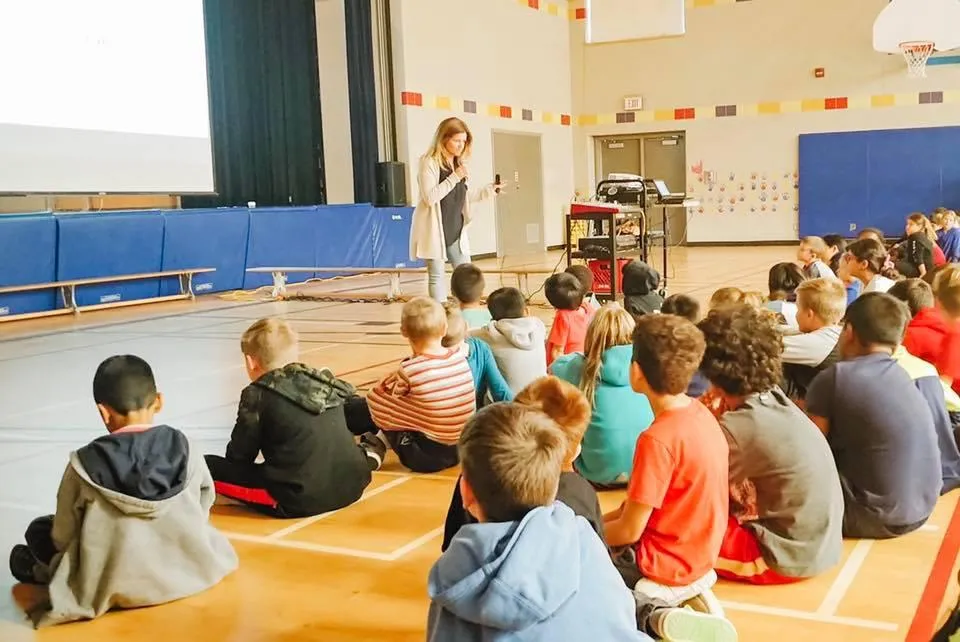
[160,208,250,295]
[56,211,165,307]
[315,204,375,278]
[799,126,960,238]
[372,207,422,268]
[243,207,320,289]
[0,214,58,317]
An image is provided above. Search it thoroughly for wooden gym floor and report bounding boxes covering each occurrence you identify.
[0,246,958,641]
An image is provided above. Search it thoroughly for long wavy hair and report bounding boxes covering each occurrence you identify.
[579,303,635,407]
[424,117,473,169]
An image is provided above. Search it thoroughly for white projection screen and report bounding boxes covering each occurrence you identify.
[0,0,215,194]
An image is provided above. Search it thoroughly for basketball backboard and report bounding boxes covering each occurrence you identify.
[873,0,960,53]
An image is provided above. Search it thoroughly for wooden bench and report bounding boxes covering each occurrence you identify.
[0,268,215,323]
[245,266,557,299]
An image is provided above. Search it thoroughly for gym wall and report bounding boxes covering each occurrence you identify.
[315,0,355,205]
[570,0,960,242]
[390,0,577,254]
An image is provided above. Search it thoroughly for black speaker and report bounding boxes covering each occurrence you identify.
[375,161,407,206]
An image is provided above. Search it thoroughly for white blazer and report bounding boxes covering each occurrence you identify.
[408,154,496,262]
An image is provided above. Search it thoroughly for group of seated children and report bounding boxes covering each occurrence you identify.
[13,214,960,637]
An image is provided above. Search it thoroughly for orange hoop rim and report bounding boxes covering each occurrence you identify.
[900,40,935,52]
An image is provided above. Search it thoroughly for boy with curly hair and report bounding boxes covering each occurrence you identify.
[604,315,729,591]
[698,303,844,584]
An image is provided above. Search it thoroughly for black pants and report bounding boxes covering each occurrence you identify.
[204,455,289,518]
[25,515,56,565]
[10,515,56,584]
[841,498,927,539]
[343,396,459,474]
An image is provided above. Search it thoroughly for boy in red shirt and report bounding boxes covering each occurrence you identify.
[933,266,960,396]
[888,278,950,367]
[604,314,730,589]
[544,272,595,366]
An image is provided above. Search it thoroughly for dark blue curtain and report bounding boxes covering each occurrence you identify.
[345,0,380,204]
[183,0,326,208]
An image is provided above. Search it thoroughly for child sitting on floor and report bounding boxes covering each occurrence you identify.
[709,287,745,310]
[358,297,476,473]
[10,355,238,627]
[472,286,547,393]
[622,259,664,318]
[545,272,595,366]
[780,278,846,403]
[839,238,899,294]
[566,263,602,311]
[895,213,938,279]
[806,292,942,539]
[797,236,837,280]
[440,376,604,551]
[698,303,844,585]
[206,318,381,516]
[604,314,729,591]
[765,262,806,328]
[661,294,711,398]
[450,263,492,329]
[442,304,512,407]
[429,396,735,642]
[939,210,960,263]
[932,266,960,398]
[551,303,654,487]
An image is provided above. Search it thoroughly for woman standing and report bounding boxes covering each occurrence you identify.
[409,117,502,302]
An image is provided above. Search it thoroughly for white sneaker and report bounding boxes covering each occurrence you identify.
[659,607,738,642]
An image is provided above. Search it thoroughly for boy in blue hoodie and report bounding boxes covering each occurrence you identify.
[428,401,737,641]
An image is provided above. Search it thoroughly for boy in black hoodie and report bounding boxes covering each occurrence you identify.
[622,260,664,319]
[205,318,384,518]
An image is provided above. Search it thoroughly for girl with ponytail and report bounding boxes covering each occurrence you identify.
[550,303,654,486]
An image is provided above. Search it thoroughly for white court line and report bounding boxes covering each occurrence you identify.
[721,600,898,631]
[221,531,393,561]
[816,539,874,615]
[265,476,411,540]
[0,500,46,513]
[920,523,940,532]
[0,333,371,423]
[387,526,445,560]
[375,470,459,482]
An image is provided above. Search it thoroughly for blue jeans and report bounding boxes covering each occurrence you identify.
[427,241,470,301]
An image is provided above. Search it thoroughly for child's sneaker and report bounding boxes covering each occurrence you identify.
[360,432,387,470]
[657,606,738,642]
[9,545,41,585]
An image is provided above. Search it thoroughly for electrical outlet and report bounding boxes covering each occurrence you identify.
[849,223,857,231]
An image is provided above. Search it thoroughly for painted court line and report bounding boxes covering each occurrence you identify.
[388,526,445,560]
[720,600,898,631]
[265,476,411,540]
[375,470,459,482]
[905,493,960,641]
[222,531,394,561]
[816,539,874,615]
[0,500,45,513]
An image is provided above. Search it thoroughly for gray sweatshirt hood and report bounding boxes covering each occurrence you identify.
[487,317,544,351]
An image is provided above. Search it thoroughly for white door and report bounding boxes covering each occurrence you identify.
[493,132,545,258]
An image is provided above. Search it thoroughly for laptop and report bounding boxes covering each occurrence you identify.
[652,179,686,205]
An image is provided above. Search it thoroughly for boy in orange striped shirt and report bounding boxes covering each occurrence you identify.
[346,297,476,473]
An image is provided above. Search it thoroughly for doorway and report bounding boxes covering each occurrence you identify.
[595,132,688,245]
[492,131,545,259]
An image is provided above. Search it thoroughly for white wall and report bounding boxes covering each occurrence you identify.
[315,0,355,204]
[570,0,960,242]
[390,0,577,253]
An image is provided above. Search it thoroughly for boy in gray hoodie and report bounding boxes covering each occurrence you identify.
[9,355,238,627]
[471,287,547,393]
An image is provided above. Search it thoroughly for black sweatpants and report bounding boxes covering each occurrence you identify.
[204,455,288,518]
[10,515,56,584]
[343,396,459,473]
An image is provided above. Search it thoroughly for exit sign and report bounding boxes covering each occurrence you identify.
[623,96,643,111]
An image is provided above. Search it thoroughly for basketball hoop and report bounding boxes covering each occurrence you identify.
[900,41,935,77]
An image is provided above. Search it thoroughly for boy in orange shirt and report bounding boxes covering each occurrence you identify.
[604,314,730,590]
[545,272,595,366]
